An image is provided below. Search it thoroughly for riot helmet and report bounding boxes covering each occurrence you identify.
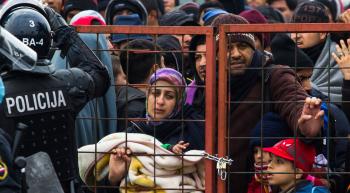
[0,0,54,74]
[1,8,51,59]
[0,26,38,73]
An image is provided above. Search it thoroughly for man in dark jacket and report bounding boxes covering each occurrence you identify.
[211,14,324,193]
[0,2,110,192]
[117,39,164,131]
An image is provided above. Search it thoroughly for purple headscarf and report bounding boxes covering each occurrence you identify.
[146,68,187,122]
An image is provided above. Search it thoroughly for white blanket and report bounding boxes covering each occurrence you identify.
[78,133,205,193]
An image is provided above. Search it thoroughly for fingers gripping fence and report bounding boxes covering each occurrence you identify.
[74,25,216,193]
[218,23,350,193]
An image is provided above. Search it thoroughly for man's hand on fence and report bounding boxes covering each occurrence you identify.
[298,97,324,138]
[332,39,350,80]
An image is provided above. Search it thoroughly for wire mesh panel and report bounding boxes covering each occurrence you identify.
[73,25,215,193]
[217,23,350,193]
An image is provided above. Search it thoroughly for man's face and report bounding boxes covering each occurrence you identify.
[227,42,254,76]
[290,33,327,49]
[195,44,206,82]
[113,9,134,18]
[43,0,63,13]
[296,68,313,94]
[270,0,293,22]
[175,34,192,53]
[246,0,267,9]
[163,0,176,13]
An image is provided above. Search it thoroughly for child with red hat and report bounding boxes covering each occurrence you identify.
[263,139,330,193]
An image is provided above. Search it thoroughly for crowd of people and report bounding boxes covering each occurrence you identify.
[0,0,349,193]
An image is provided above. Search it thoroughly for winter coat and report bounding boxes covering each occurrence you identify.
[279,180,330,193]
[127,105,205,150]
[116,86,146,131]
[229,51,308,193]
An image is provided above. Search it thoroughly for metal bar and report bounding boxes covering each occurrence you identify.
[223,23,350,32]
[217,24,229,193]
[205,28,216,193]
[75,25,213,35]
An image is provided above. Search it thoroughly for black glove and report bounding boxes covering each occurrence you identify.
[44,6,68,32]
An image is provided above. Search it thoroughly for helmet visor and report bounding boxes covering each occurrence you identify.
[0,26,37,72]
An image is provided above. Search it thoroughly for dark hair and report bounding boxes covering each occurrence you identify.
[199,1,224,21]
[120,39,161,84]
[189,35,206,84]
[140,0,160,18]
[267,0,298,10]
[156,0,165,15]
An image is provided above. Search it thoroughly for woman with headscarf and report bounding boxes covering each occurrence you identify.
[108,68,205,185]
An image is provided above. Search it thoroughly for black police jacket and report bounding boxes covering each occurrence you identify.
[0,28,110,185]
[0,128,20,193]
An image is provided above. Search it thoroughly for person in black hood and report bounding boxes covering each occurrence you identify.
[105,0,148,25]
[156,35,183,72]
[63,0,98,23]
[186,35,206,116]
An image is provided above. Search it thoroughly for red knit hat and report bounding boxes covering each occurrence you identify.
[239,9,270,48]
[263,139,316,172]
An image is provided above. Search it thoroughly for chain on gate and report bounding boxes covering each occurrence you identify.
[203,152,233,181]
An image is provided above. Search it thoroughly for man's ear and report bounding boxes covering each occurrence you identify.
[149,10,158,20]
[295,168,304,180]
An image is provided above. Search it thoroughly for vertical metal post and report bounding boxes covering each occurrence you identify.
[205,28,216,193]
[217,25,228,193]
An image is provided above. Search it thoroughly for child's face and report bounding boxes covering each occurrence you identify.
[254,146,272,165]
[266,154,302,191]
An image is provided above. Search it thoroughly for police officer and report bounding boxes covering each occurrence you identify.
[0,128,20,193]
[0,70,20,193]
[0,1,110,192]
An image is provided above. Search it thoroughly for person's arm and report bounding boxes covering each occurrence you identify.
[45,7,110,98]
[269,66,324,137]
[331,39,350,120]
[170,141,190,154]
[108,147,131,186]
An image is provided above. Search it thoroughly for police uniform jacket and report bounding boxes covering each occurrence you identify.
[0,27,110,185]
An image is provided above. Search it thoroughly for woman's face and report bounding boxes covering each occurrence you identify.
[147,80,177,120]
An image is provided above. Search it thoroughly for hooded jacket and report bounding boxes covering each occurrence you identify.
[310,36,343,104]
[156,35,184,72]
[229,50,308,193]
[51,10,117,147]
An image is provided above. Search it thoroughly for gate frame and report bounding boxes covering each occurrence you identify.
[75,25,216,193]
